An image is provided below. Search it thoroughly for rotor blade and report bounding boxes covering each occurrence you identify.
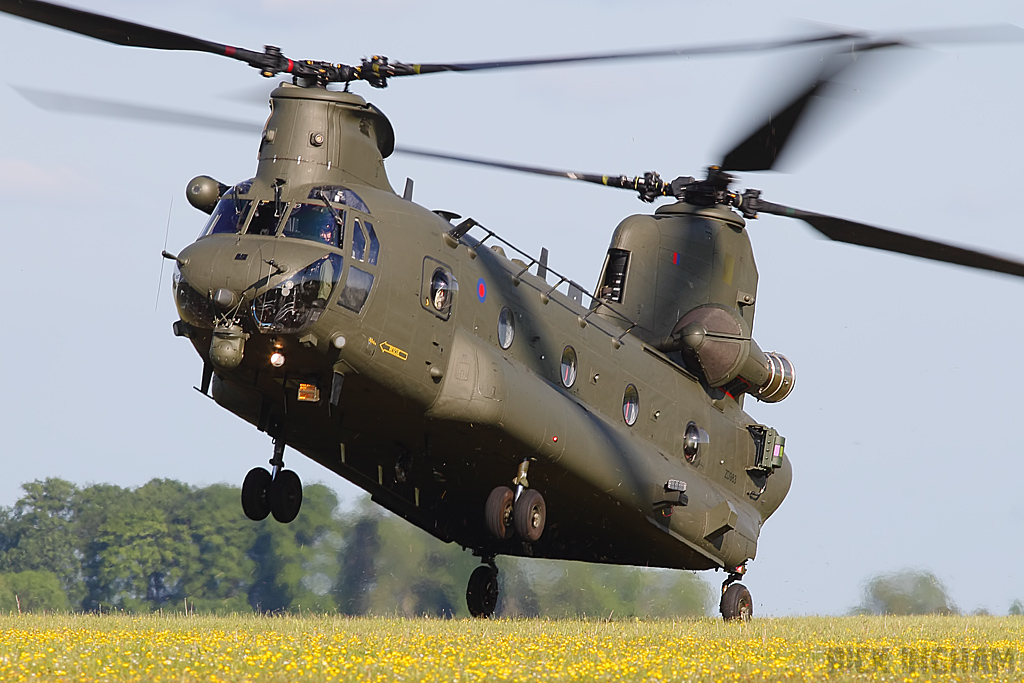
[719,44,899,173]
[3,0,231,54]
[394,145,650,192]
[395,24,1024,76]
[401,33,864,74]
[0,0,284,73]
[13,85,262,134]
[756,199,1024,278]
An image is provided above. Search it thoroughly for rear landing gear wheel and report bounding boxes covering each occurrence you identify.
[720,583,752,621]
[466,564,499,618]
[485,486,515,539]
[513,488,546,542]
[241,467,272,521]
[270,469,303,523]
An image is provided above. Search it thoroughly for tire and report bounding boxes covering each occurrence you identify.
[270,469,303,523]
[513,489,546,542]
[485,486,515,539]
[241,467,272,521]
[720,583,753,621]
[466,565,499,618]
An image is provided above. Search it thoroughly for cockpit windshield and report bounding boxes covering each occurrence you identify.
[246,201,284,236]
[200,196,252,237]
[282,203,343,247]
[251,254,344,333]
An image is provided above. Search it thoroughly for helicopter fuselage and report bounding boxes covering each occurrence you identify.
[172,85,792,575]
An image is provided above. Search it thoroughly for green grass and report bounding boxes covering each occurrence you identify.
[0,613,1021,681]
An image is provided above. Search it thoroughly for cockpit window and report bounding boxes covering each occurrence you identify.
[201,197,252,237]
[282,203,343,248]
[351,218,367,261]
[309,185,370,214]
[246,200,285,236]
[251,254,343,333]
[365,221,380,265]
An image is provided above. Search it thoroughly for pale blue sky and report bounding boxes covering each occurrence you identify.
[1,0,1022,616]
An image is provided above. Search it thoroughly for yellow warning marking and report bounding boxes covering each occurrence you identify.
[379,341,409,361]
[368,337,377,346]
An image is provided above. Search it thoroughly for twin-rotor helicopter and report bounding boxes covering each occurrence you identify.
[5,0,1024,620]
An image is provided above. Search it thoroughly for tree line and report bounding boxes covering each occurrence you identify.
[0,478,711,617]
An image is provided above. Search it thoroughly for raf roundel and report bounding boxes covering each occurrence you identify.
[477,278,487,302]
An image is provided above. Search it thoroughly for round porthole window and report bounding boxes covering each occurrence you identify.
[498,307,515,349]
[684,422,709,463]
[560,346,577,387]
[430,269,451,312]
[623,384,639,425]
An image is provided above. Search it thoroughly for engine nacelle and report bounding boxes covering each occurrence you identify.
[658,304,796,403]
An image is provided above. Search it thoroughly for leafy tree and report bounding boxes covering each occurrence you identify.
[179,484,258,613]
[0,479,81,605]
[1,571,71,612]
[337,506,711,618]
[514,560,710,618]
[851,569,959,615]
[75,483,128,611]
[359,512,479,618]
[335,506,381,615]
[1010,599,1023,616]
[248,484,342,613]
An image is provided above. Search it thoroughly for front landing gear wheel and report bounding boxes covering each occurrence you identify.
[241,467,272,521]
[270,469,303,523]
[485,486,515,539]
[721,583,752,621]
[466,564,499,618]
[513,488,546,542]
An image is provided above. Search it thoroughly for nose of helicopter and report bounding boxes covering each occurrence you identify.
[173,234,346,369]
[173,235,274,328]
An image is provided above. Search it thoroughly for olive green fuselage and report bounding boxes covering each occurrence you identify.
[174,85,792,572]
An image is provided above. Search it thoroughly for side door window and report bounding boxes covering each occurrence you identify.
[421,257,457,321]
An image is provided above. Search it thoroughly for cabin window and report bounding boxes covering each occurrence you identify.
[282,203,343,247]
[201,197,251,237]
[246,200,285,236]
[421,258,458,321]
[560,346,578,388]
[684,422,709,464]
[337,266,374,313]
[497,307,515,349]
[430,270,451,312]
[623,384,640,426]
[598,248,630,303]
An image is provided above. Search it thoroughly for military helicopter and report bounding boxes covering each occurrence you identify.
[5,0,1024,621]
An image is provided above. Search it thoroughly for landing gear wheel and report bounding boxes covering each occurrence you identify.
[485,486,515,539]
[241,467,272,521]
[270,469,303,523]
[466,564,499,618]
[721,583,753,621]
[513,488,546,542]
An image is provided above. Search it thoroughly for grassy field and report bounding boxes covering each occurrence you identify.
[0,613,1021,682]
